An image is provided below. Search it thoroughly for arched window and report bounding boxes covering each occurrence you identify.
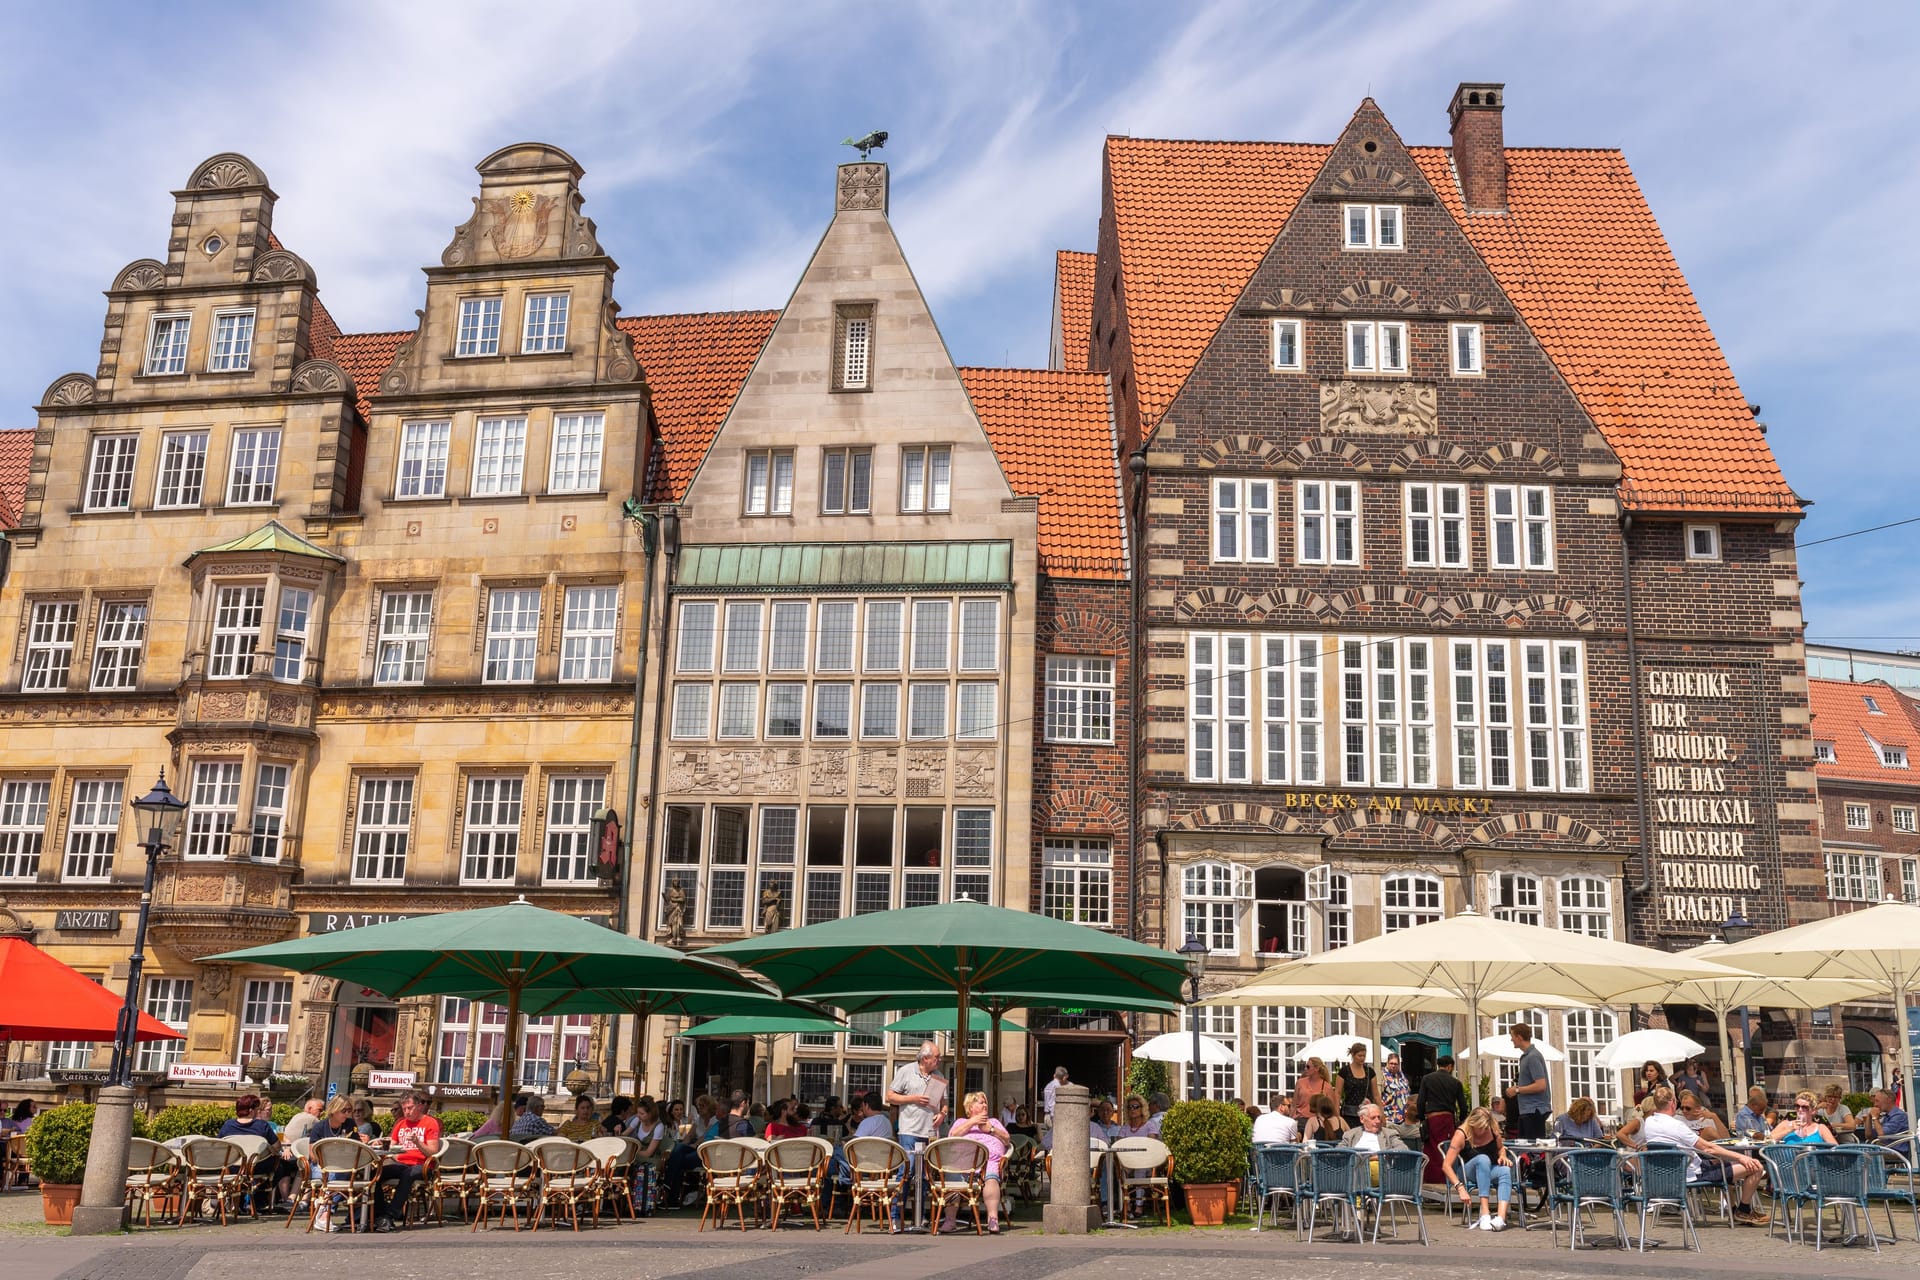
[1558,877,1612,938]
[1182,861,1251,955]
[1490,872,1542,925]
[1382,873,1442,932]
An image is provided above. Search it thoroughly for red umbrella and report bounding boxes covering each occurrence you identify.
[0,937,183,1043]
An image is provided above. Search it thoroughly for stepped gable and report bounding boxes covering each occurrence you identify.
[962,367,1124,576]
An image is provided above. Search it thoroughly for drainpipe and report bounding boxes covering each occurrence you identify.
[1127,448,1149,944]
[1620,512,1653,903]
[631,506,681,1081]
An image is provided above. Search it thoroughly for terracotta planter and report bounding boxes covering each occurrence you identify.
[1183,1182,1231,1227]
[41,1183,81,1226]
[1226,1180,1239,1216]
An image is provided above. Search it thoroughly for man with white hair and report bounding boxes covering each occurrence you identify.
[1043,1065,1069,1122]
[1339,1102,1410,1152]
[886,1041,948,1229]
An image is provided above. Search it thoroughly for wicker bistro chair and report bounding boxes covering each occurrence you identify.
[1548,1149,1629,1251]
[1251,1143,1302,1232]
[923,1137,992,1235]
[294,1138,382,1233]
[698,1140,763,1232]
[429,1138,479,1224]
[580,1136,637,1223]
[533,1141,600,1232]
[1003,1135,1042,1207]
[124,1137,184,1229]
[1862,1142,1919,1241]
[765,1138,830,1230]
[470,1140,539,1232]
[1363,1149,1430,1245]
[844,1137,909,1234]
[1109,1137,1174,1227]
[1622,1148,1700,1253]
[179,1138,252,1225]
[1295,1147,1367,1244]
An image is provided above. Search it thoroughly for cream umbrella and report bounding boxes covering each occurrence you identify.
[1705,901,1920,1105]
[1458,1033,1566,1063]
[1240,910,1746,1100]
[1133,1030,1239,1066]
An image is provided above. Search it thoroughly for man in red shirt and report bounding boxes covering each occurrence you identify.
[374,1090,443,1232]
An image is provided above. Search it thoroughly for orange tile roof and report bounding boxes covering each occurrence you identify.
[620,309,780,503]
[0,428,31,528]
[1810,677,1920,787]
[328,330,411,421]
[960,367,1126,577]
[1103,134,1796,514]
[1053,250,1096,372]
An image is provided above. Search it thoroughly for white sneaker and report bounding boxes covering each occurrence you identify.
[1490,1215,1506,1232]
[1478,1213,1493,1231]
[314,1208,331,1232]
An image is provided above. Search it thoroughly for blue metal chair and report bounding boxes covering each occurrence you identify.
[1363,1149,1429,1245]
[1250,1143,1301,1233]
[1294,1147,1365,1244]
[1758,1142,1814,1242]
[1863,1142,1919,1241]
[1548,1148,1628,1250]
[1436,1146,1527,1230]
[1798,1147,1878,1253]
[1622,1148,1698,1252]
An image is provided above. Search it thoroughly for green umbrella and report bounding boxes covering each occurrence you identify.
[703,898,1190,1113]
[883,1007,1026,1035]
[211,898,765,1134]
[679,1013,848,1037]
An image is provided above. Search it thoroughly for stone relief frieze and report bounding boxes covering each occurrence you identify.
[809,752,848,797]
[665,749,804,796]
[906,750,946,798]
[953,749,996,797]
[1319,380,1439,436]
[858,749,899,796]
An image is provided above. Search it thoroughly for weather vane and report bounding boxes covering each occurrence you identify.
[843,130,888,161]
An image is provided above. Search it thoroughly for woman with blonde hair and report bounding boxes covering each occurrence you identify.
[941,1090,1011,1233]
[1443,1106,1514,1231]
[1768,1091,1837,1146]
[1292,1057,1333,1120]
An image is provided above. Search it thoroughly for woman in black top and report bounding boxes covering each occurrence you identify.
[1443,1106,1515,1230]
[1338,1043,1380,1125]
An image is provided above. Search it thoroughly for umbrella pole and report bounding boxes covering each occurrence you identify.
[1714,1000,1738,1115]
[987,1000,1004,1119]
[954,970,972,1122]
[1895,963,1914,1111]
[496,982,523,1138]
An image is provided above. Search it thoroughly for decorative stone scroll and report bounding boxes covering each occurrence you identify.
[1318,380,1438,436]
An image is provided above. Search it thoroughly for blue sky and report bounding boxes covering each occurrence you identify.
[3,1,1915,646]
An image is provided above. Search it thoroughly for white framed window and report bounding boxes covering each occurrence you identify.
[1826,851,1881,901]
[461,776,524,884]
[863,600,903,672]
[1185,1006,1240,1100]
[1902,858,1919,904]
[1491,872,1543,925]
[396,420,451,498]
[155,430,209,508]
[1045,656,1114,743]
[1296,480,1358,565]
[1865,695,1885,714]
[375,590,433,684]
[676,601,716,673]
[1212,477,1275,563]
[352,777,413,883]
[560,585,617,682]
[1332,636,1435,788]
[209,308,255,372]
[1182,861,1251,955]
[900,445,952,513]
[90,601,148,690]
[670,683,711,739]
[765,684,805,739]
[1254,1005,1311,1099]
[1042,839,1111,926]
[1558,876,1612,938]
[860,683,900,738]
[959,599,999,671]
[0,780,51,880]
[836,304,873,391]
[455,296,502,357]
[706,807,751,929]
[209,584,266,679]
[471,416,527,496]
[183,761,242,860]
[957,682,997,739]
[1883,745,1909,769]
[768,601,808,673]
[1404,482,1468,568]
[1326,872,1352,947]
[272,588,311,682]
[1844,802,1871,830]
[907,683,947,739]
[718,683,758,738]
[136,978,193,1072]
[814,684,853,739]
[1271,318,1303,371]
[1488,484,1553,570]
[61,778,123,882]
[1345,320,1407,374]
[1893,806,1917,834]
[143,312,191,375]
[250,763,289,862]
[952,808,994,903]
[225,427,280,505]
[1383,873,1443,931]
[911,599,951,672]
[1449,322,1483,375]
[1813,740,1838,763]
[822,447,873,514]
[1565,1009,1620,1115]
[1342,203,1404,250]
[548,412,604,493]
[483,587,541,683]
[22,601,79,691]
[816,601,857,673]
[1258,634,1324,785]
[239,978,292,1063]
[521,293,570,353]
[1187,633,1252,784]
[722,601,763,673]
[544,775,606,883]
[744,448,795,515]
[84,435,138,511]
[1685,524,1720,562]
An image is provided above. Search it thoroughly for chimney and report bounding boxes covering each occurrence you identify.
[1448,82,1507,212]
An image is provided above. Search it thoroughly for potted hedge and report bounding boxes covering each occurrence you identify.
[25,1102,151,1225]
[1158,1099,1250,1227]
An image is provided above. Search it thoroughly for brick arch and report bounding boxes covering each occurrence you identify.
[1480,441,1566,476]
[1247,585,1336,623]
[1036,788,1128,834]
[1199,434,1288,469]
[1387,439,1477,474]
[1492,594,1598,632]
[1040,607,1128,652]
[1326,279,1415,312]
[1323,583,1444,620]
[1175,586,1256,619]
[1286,436,1374,472]
[1163,805,1317,836]
[1320,806,1460,850]
[1463,811,1608,848]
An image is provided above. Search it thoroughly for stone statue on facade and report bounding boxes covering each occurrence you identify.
[760,883,784,934]
[663,882,688,948]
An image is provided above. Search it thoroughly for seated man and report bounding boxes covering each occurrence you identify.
[1863,1087,1911,1156]
[1252,1094,1299,1145]
[508,1094,557,1141]
[373,1091,442,1233]
[1732,1086,1774,1138]
[1641,1085,1767,1226]
[1677,1090,1729,1140]
[1339,1103,1409,1152]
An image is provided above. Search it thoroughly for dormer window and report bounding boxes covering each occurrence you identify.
[144,313,191,375]
[1813,740,1837,763]
[1885,746,1910,769]
[1343,203,1404,250]
[455,297,502,358]
[833,303,873,392]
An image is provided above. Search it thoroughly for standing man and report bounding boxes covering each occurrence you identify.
[887,1041,948,1227]
[1508,1024,1552,1141]
[1042,1065,1068,1125]
[373,1090,442,1232]
[1414,1054,1468,1184]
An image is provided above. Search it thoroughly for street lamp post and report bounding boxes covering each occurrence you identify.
[1178,935,1209,1101]
[73,772,189,1236]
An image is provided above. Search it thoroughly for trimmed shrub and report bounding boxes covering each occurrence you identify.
[1158,1098,1252,1185]
[1124,1058,1170,1102]
[25,1102,151,1185]
[147,1102,236,1143]
[435,1109,489,1134]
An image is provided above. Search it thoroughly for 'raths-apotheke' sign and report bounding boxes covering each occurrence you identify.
[1643,664,1771,929]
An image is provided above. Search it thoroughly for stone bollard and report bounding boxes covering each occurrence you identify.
[71,1085,135,1235]
[1043,1083,1099,1234]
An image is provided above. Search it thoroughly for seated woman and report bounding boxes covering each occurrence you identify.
[219,1093,293,1211]
[1768,1091,1837,1146]
[558,1094,601,1142]
[1816,1084,1857,1137]
[939,1091,1010,1234]
[1554,1096,1604,1144]
[1007,1105,1039,1141]
[1302,1093,1347,1145]
[598,1096,635,1137]
[1443,1106,1514,1231]
[307,1096,365,1233]
[1613,1096,1660,1149]
[629,1098,671,1213]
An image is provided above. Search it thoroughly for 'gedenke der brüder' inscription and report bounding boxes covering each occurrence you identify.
[1646,667,1763,925]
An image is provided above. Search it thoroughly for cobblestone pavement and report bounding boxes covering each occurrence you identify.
[4,1191,1914,1280]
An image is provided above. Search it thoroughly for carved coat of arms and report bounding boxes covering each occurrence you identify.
[483,190,559,260]
[1319,380,1439,435]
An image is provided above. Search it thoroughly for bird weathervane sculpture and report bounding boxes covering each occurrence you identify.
[843,130,888,160]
